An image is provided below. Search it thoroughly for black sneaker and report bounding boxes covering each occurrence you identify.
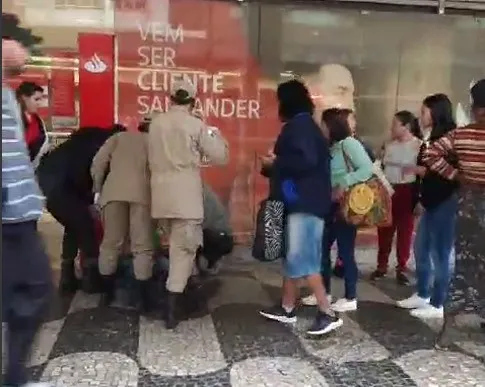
[370,270,387,281]
[306,311,343,336]
[396,271,410,285]
[259,305,297,324]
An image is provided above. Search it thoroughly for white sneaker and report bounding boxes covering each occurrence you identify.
[396,293,430,309]
[301,294,332,306]
[410,305,444,319]
[331,298,357,312]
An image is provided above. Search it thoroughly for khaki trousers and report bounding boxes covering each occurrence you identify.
[99,201,153,280]
[159,218,203,293]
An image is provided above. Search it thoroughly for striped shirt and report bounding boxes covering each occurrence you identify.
[2,85,44,223]
[422,123,485,185]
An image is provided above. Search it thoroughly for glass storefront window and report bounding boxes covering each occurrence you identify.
[5,0,485,241]
[258,4,485,146]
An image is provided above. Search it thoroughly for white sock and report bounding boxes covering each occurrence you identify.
[282,304,294,313]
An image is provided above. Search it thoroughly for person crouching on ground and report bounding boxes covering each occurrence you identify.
[196,183,234,275]
[91,121,153,311]
[37,125,126,294]
[258,80,343,336]
[148,80,229,329]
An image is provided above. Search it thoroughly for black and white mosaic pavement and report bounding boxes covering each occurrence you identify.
[3,258,485,387]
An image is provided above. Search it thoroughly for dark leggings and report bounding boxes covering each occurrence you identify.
[46,190,99,265]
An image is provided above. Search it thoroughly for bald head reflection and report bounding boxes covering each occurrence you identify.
[304,64,355,118]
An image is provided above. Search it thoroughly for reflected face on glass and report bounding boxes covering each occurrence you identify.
[21,91,43,113]
[305,64,355,120]
[391,116,407,139]
[420,104,432,130]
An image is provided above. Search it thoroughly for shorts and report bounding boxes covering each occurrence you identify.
[284,213,324,278]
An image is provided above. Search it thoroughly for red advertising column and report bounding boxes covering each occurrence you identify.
[78,33,115,128]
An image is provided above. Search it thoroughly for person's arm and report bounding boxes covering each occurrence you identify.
[341,137,374,189]
[198,125,229,166]
[91,134,118,194]
[272,122,319,177]
[421,130,458,180]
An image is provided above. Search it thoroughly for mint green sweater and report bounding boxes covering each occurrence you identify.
[330,137,373,189]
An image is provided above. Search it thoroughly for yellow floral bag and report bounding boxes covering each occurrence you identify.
[340,146,393,228]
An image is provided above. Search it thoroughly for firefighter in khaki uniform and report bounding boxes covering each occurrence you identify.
[148,80,229,329]
[91,122,153,311]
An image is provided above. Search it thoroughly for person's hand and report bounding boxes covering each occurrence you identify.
[332,187,344,201]
[260,153,275,167]
[413,203,424,217]
[206,126,220,137]
[2,39,28,71]
[403,165,426,177]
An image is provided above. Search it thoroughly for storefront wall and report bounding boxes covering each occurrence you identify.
[7,0,485,242]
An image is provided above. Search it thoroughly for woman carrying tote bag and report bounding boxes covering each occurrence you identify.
[319,108,374,313]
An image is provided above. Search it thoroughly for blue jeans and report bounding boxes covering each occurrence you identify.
[415,195,457,308]
[320,208,358,299]
[284,213,324,278]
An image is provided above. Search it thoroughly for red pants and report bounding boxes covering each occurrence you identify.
[377,183,415,272]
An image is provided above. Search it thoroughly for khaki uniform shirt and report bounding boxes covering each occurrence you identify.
[148,105,229,220]
[91,131,150,207]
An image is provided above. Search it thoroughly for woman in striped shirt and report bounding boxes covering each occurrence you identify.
[422,79,485,345]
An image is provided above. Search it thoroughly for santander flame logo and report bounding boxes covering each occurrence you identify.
[84,53,107,74]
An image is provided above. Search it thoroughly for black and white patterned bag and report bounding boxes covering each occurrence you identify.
[252,199,285,262]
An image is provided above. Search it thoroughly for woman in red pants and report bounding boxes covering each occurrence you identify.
[371,111,423,285]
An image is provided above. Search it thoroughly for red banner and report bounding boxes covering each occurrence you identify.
[78,33,115,128]
[50,69,76,117]
[115,0,279,242]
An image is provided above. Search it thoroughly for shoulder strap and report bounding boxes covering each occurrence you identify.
[341,140,355,173]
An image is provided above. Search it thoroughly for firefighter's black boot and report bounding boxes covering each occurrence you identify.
[136,279,154,314]
[59,260,78,295]
[100,275,116,307]
[165,292,180,330]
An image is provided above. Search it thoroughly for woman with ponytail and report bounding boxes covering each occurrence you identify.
[371,111,423,285]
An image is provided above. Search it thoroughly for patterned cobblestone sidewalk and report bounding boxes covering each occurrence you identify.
[3,217,482,386]
[3,257,484,387]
